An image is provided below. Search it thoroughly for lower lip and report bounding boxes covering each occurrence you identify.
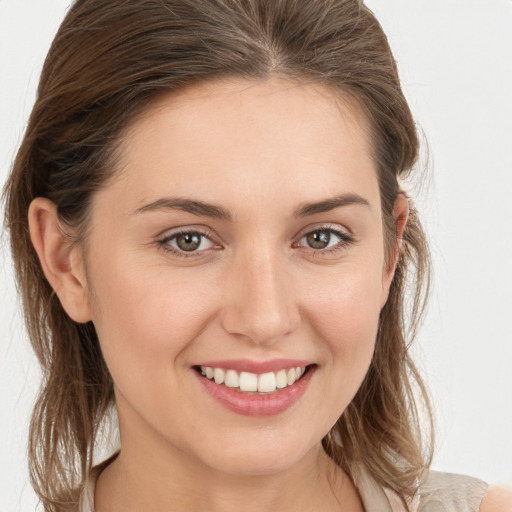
[194,366,315,417]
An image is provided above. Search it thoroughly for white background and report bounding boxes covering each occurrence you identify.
[1,1,511,510]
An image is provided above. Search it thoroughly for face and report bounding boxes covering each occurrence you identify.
[81,78,396,476]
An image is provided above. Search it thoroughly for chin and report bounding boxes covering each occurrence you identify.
[194,430,321,477]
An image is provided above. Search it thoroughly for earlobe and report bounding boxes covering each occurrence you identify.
[28,198,92,323]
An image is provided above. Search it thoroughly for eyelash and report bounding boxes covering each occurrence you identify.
[157,226,355,259]
[158,228,218,259]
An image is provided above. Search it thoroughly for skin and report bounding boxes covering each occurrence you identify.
[30,77,409,511]
[480,486,512,512]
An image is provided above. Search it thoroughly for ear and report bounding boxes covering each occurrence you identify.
[390,192,409,268]
[381,193,409,300]
[28,198,92,323]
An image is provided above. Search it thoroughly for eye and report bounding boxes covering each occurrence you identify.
[296,227,354,253]
[159,229,217,257]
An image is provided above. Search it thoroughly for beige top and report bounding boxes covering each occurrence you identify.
[349,463,488,512]
[79,462,488,511]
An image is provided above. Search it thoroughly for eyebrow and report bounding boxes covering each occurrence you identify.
[294,193,371,217]
[134,193,370,220]
[135,198,232,220]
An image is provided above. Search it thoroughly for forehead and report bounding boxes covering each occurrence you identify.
[110,77,379,214]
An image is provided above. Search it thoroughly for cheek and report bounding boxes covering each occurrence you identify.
[306,263,384,342]
[303,264,383,387]
[87,258,217,384]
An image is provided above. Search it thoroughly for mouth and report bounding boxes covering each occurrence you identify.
[193,364,315,395]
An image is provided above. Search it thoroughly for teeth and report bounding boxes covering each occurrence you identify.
[258,372,276,393]
[199,365,308,393]
[239,371,258,392]
[213,368,225,385]
[276,369,287,389]
[224,369,239,388]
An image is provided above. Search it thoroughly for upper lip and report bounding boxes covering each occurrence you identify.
[195,359,313,374]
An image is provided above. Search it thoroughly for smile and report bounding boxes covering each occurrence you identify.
[193,362,316,416]
[199,365,307,394]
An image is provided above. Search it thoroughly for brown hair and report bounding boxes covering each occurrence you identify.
[3,0,432,509]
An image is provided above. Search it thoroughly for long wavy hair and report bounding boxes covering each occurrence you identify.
[3,0,432,509]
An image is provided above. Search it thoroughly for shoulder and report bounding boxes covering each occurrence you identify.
[417,470,489,512]
[419,472,512,512]
[479,486,512,512]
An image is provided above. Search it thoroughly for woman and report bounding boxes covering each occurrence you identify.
[2,0,510,510]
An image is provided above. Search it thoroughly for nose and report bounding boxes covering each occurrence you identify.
[220,249,300,346]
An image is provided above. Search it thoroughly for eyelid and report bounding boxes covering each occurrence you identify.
[292,224,356,254]
[156,223,355,259]
[157,226,221,258]
[293,222,353,242]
